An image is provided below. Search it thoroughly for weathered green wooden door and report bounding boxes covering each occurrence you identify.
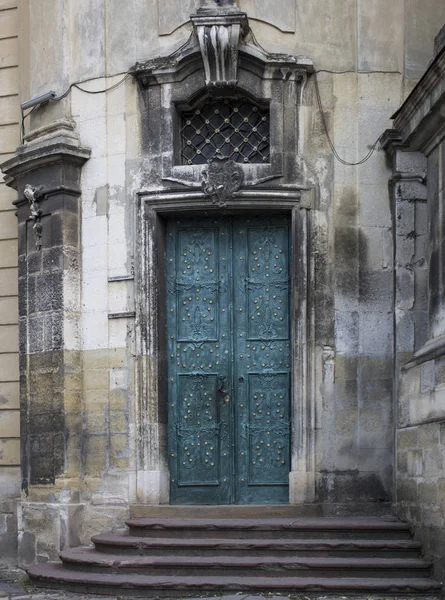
[167,216,290,504]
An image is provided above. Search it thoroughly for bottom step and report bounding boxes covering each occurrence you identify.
[28,563,442,597]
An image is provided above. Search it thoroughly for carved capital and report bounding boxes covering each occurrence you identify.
[202,157,243,206]
[192,7,249,91]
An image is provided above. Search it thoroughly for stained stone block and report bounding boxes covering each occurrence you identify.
[0,66,18,100]
[68,0,106,82]
[0,382,19,409]
[397,427,418,451]
[0,410,19,438]
[362,410,394,451]
[395,313,415,353]
[157,0,197,35]
[359,269,393,310]
[334,378,358,409]
[359,0,404,71]
[335,310,359,355]
[109,409,127,434]
[406,449,423,477]
[359,312,392,356]
[0,239,17,269]
[84,435,108,476]
[18,530,37,567]
[0,439,20,465]
[397,451,408,473]
[240,0,296,32]
[420,360,435,393]
[0,354,18,381]
[335,355,358,380]
[440,423,445,445]
[294,0,356,70]
[334,185,358,227]
[85,410,108,435]
[397,477,418,503]
[405,0,445,78]
[317,469,390,503]
[0,324,18,353]
[109,433,130,469]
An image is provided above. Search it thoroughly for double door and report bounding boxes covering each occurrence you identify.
[166,216,291,504]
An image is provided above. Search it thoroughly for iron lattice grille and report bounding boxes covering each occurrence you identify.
[180,98,270,165]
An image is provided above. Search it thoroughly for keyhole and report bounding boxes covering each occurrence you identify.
[239,377,244,383]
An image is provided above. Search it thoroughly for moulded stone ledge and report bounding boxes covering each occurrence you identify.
[403,333,445,370]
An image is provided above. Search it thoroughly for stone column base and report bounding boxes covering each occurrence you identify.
[136,470,169,504]
[289,470,316,504]
[17,501,131,567]
[18,502,84,567]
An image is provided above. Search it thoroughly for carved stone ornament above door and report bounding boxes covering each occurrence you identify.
[202,157,244,206]
[132,1,312,190]
[191,4,249,91]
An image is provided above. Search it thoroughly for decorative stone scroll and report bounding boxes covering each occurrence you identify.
[202,157,243,205]
[23,184,44,251]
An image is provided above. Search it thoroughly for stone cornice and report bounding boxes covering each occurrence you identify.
[0,142,91,189]
[380,129,406,154]
[403,333,445,371]
[131,34,313,89]
[391,45,445,154]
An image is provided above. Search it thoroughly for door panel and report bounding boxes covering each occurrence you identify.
[167,219,232,504]
[166,216,290,504]
[233,217,291,504]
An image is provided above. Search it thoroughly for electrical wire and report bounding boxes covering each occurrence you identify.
[53,32,194,101]
[249,27,401,166]
[21,29,398,166]
[20,33,195,143]
[19,72,131,143]
[312,70,384,166]
[20,104,40,144]
[54,71,131,101]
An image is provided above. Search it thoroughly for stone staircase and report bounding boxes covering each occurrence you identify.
[27,513,442,597]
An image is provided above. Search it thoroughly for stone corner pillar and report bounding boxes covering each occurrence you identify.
[0,122,90,565]
[382,129,428,366]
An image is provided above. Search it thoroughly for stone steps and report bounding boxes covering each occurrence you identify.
[126,517,414,539]
[92,533,424,558]
[60,548,432,578]
[26,565,442,597]
[27,516,442,596]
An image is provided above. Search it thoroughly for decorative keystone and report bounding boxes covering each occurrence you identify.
[192,3,249,91]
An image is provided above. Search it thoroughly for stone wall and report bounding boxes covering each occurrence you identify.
[0,0,20,564]
[2,0,445,565]
[397,358,445,583]
[388,36,445,584]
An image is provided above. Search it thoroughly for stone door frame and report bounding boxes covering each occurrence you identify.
[135,189,316,505]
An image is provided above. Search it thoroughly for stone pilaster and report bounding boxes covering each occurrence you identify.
[382,130,428,370]
[0,124,90,565]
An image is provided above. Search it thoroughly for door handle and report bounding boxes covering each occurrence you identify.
[217,376,229,395]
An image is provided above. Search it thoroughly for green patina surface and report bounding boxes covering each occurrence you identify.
[167,216,291,504]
